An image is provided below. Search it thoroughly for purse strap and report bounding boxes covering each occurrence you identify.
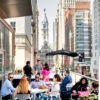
[81,87,87,91]
[77,85,87,91]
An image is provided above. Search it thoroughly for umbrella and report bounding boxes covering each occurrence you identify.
[46,49,78,57]
[46,49,78,76]
[68,52,78,57]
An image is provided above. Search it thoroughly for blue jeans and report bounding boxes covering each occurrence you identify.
[37,93,59,100]
[27,76,31,83]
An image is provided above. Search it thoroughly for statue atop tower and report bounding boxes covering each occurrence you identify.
[42,8,49,43]
[39,8,54,65]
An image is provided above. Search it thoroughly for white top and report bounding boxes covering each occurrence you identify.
[31,88,48,94]
[50,83,60,97]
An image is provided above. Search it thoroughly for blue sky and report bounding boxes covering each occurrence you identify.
[38,0,58,49]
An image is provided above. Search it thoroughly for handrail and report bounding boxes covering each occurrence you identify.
[70,71,98,82]
[70,71,99,87]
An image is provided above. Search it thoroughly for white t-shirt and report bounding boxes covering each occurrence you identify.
[50,83,60,97]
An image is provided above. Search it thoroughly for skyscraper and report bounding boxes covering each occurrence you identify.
[64,2,91,74]
[56,0,90,64]
[91,0,100,79]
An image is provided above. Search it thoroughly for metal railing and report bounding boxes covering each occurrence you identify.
[70,71,99,87]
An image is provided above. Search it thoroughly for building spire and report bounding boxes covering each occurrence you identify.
[44,8,46,13]
[42,8,49,43]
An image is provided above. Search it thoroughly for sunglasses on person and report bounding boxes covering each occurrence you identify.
[35,76,39,79]
[10,76,13,79]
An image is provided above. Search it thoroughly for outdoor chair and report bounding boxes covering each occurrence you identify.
[70,94,79,100]
[60,83,72,100]
[50,91,60,100]
[14,93,33,100]
[1,95,13,100]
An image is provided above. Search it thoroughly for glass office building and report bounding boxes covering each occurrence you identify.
[75,11,91,62]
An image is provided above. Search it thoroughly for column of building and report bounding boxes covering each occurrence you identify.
[32,0,39,65]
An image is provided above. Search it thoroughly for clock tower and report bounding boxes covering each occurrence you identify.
[42,9,49,43]
[39,9,54,65]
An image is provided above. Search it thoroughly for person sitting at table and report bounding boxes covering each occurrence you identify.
[71,77,88,99]
[60,69,72,90]
[1,73,16,100]
[37,72,42,80]
[41,63,50,82]
[14,75,31,98]
[91,81,99,95]
[50,74,61,96]
[37,74,62,100]
[46,74,61,100]
[30,74,47,89]
[60,69,72,100]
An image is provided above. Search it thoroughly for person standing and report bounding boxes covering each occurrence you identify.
[23,61,33,83]
[41,63,50,82]
[1,73,16,100]
[34,60,43,74]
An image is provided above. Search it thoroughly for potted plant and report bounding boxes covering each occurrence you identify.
[80,94,98,100]
[88,94,98,100]
[63,64,68,69]
[80,95,88,100]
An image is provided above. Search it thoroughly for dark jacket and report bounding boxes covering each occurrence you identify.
[60,75,72,91]
[91,90,98,95]
[71,82,87,92]
[24,65,32,77]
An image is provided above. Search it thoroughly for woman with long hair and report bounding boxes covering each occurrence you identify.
[14,75,30,97]
[38,74,62,100]
[71,77,88,100]
[71,77,88,92]
[50,74,61,96]
[41,63,50,82]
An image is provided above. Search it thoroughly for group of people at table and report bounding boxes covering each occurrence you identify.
[1,60,99,100]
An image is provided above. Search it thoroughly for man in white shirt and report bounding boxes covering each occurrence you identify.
[1,73,16,100]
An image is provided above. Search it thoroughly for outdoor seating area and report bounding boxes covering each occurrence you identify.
[1,69,99,100]
[0,0,99,100]
[0,60,99,100]
[13,73,54,88]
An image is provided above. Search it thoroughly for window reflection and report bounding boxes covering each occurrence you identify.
[0,20,13,74]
